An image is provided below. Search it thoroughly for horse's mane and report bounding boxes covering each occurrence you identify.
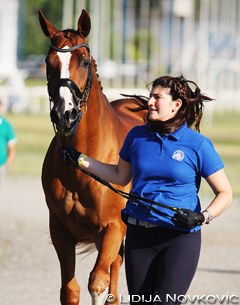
[91,57,103,91]
[91,57,149,114]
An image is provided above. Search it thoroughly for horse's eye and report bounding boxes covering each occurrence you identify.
[82,59,90,68]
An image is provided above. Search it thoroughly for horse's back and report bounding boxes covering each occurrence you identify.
[111,97,147,129]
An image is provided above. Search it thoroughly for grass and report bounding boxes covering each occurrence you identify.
[199,111,240,199]
[5,110,240,198]
[5,113,54,176]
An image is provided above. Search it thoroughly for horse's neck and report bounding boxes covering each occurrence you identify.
[74,79,122,150]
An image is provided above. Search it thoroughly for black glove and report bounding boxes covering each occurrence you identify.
[171,208,205,229]
[60,147,81,167]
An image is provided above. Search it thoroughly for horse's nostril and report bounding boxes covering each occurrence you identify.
[50,109,60,124]
[70,108,78,120]
[65,109,78,121]
[64,111,70,121]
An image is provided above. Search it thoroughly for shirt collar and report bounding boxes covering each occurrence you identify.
[168,122,188,140]
[148,122,188,141]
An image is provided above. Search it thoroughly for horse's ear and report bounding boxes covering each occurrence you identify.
[39,10,58,39]
[77,9,91,38]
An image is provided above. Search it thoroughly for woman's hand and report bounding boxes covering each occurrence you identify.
[60,147,81,167]
[172,208,205,229]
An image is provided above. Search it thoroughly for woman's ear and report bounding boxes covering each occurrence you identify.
[173,99,182,112]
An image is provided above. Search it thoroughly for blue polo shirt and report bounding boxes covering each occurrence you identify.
[119,123,224,232]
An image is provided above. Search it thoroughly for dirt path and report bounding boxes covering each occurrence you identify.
[0,176,239,305]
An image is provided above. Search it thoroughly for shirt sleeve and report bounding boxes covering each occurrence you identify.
[198,137,224,178]
[119,128,135,163]
[6,122,16,144]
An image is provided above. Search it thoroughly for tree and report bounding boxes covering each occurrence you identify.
[22,0,63,57]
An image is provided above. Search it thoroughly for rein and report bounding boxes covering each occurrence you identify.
[71,160,178,217]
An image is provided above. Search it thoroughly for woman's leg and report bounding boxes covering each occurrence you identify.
[125,225,201,305]
[154,230,201,305]
[124,225,160,305]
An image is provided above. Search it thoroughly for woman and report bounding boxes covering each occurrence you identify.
[61,75,232,304]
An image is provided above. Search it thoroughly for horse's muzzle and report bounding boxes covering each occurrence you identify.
[50,108,79,133]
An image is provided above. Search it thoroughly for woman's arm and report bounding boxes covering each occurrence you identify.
[171,168,232,229]
[76,153,132,187]
[204,168,232,219]
[6,142,16,167]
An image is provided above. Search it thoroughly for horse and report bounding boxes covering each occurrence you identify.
[39,9,147,305]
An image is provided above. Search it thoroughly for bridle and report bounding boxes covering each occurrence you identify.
[47,42,93,146]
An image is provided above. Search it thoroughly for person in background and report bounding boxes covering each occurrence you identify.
[0,99,16,186]
[61,75,232,305]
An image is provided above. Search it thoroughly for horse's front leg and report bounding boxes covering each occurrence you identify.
[89,222,125,305]
[50,212,80,305]
[107,243,124,305]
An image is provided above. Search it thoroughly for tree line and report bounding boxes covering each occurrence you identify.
[19,0,64,58]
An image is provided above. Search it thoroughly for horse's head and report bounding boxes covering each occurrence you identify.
[39,10,92,135]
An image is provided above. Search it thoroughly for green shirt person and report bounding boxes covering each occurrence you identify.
[0,100,16,185]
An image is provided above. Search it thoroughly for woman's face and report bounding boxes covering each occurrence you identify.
[147,85,182,122]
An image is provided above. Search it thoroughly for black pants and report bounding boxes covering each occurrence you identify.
[124,224,201,305]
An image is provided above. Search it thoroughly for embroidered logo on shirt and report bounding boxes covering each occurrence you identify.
[172,150,185,161]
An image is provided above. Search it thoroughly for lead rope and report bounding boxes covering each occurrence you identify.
[67,155,179,217]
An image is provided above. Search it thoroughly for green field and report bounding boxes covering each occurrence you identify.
[5,111,240,198]
[5,113,54,177]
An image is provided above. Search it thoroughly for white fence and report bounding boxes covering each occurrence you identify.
[82,0,240,101]
[1,85,239,115]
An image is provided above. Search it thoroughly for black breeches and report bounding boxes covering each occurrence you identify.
[124,225,201,305]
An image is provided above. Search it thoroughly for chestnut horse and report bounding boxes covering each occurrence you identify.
[39,9,147,305]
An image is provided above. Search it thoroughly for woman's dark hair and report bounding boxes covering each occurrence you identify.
[128,75,214,134]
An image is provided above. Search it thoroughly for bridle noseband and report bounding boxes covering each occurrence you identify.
[47,42,92,146]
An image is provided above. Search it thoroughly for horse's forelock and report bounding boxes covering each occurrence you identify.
[53,30,83,47]
[62,29,79,37]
